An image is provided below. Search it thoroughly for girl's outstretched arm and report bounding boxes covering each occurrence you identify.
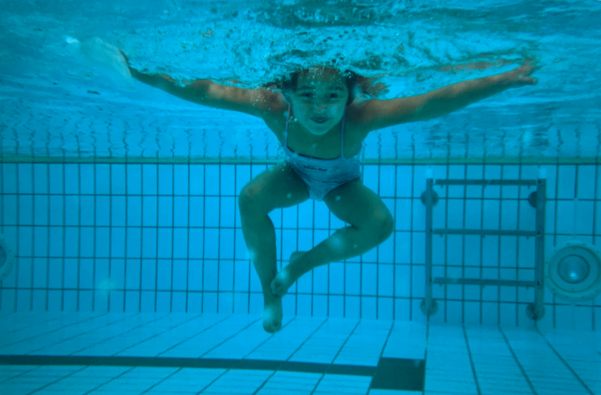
[122,51,285,117]
[357,62,537,131]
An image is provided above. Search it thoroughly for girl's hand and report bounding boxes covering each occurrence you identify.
[505,61,538,86]
[119,49,145,79]
[119,49,132,69]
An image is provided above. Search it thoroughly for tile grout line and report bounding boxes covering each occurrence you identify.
[78,308,203,391]
[19,313,126,355]
[25,313,182,394]
[421,319,430,395]
[141,366,184,394]
[309,319,364,395]
[151,314,250,358]
[1,313,196,394]
[0,312,110,350]
[27,366,89,395]
[498,327,538,395]
[367,320,428,395]
[83,365,138,395]
[71,313,183,356]
[195,369,230,395]
[253,317,330,395]
[196,317,262,358]
[114,314,226,356]
[536,328,595,395]
[286,317,331,362]
[0,366,38,386]
[187,315,300,395]
[372,320,399,362]
[461,325,482,395]
[242,316,299,359]
[161,315,262,395]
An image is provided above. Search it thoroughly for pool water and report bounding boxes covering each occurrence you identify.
[1,1,600,394]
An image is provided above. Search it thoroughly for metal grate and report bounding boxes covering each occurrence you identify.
[420,177,547,320]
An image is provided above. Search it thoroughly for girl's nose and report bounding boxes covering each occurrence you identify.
[312,102,327,111]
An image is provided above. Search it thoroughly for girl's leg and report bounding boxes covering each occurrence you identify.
[238,162,309,333]
[271,179,394,296]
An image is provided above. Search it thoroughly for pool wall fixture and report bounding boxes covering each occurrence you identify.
[0,234,16,279]
[546,241,601,302]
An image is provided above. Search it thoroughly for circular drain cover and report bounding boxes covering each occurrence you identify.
[546,242,601,301]
[0,236,15,278]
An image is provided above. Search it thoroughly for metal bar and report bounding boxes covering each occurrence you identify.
[533,179,546,319]
[434,179,538,187]
[433,229,538,237]
[433,278,538,287]
[422,176,544,321]
[424,178,434,316]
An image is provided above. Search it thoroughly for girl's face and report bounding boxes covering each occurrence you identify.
[288,69,350,136]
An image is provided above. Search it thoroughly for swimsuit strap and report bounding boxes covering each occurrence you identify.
[339,112,346,158]
[284,105,292,147]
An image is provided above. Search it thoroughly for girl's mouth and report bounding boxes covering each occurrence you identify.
[311,116,329,124]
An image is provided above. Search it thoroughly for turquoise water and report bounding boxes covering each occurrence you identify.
[1,1,600,394]
[1,0,600,161]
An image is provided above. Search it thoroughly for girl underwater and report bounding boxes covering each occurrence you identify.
[123,55,536,332]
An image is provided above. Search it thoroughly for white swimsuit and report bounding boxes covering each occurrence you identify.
[282,111,362,200]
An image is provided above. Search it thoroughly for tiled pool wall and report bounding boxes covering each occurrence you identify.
[0,162,599,330]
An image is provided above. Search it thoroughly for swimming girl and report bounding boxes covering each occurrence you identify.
[123,54,535,332]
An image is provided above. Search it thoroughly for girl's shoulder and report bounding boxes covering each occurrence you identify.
[260,93,289,139]
[257,90,288,118]
[345,102,373,136]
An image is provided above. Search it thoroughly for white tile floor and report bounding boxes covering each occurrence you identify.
[0,313,599,394]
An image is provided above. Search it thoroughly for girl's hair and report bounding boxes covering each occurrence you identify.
[266,66,386,105]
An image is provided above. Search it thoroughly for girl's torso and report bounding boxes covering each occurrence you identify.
[263,104,368,160]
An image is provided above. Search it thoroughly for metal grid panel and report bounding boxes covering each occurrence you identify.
[0,162,600,329]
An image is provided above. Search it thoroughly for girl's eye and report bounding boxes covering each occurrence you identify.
[301,93,313,99]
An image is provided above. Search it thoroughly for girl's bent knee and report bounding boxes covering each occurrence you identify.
[238,186,259,212]
[239,185,269,215]
[373,210,394,241]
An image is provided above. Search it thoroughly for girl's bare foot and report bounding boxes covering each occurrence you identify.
[262,296,283,333]
[270,251,304,297]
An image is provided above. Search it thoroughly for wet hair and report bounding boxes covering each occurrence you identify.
[266,66,386,105]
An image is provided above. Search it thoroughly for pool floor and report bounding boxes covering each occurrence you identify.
[0,312,598,394]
